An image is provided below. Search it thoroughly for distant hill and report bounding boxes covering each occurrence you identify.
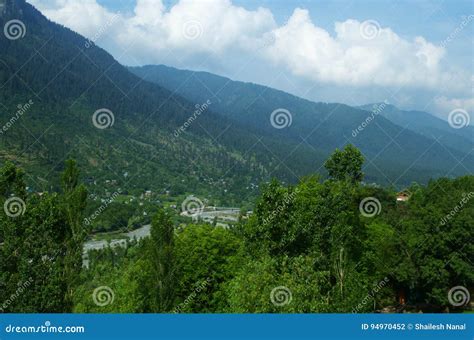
[359,103,474,154]
[0,0,472,205]
[130,64,474,185]
[0,0,322,204]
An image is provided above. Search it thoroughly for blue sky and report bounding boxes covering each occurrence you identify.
[30,0,473,121]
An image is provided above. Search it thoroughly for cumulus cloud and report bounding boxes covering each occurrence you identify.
[435,96,474,116]
[32,0,118,37]
[28,0,472,119]
[266,11,445,87]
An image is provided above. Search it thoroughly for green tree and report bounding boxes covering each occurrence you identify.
[226,256,332,313]
[0,162,28,311]
[17,193,70,312]
[174,224,244,312]
[242,179,301,257]
[384,176,474,310]
[147,208,176,312]
[0,161,88,312]
[324,144,364,183]
[61,160,88,310]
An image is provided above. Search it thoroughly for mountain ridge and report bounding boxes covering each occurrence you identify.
[0,0,325,204]
[0,0,472,203]
[129,64,474,184]
[359,103,474,154]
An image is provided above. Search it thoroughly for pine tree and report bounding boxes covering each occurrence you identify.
[0,162,27,311]
[61,159,88,310]
[148,208,176,312]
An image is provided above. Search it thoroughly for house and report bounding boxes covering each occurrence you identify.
[396,191,411,202]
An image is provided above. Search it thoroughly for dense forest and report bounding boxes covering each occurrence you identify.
[130,64,474,185]
[1,146,472,313]
[0,0,315,207]
[0,0,472,316]
[1,0,474,211]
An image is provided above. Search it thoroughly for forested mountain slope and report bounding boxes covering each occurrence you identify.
[0,0,324,204]
[1,0,471,204]
[359,103,474,154]
[130,64,474,185]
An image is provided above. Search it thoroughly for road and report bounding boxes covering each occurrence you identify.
[83,224,151,252]
[82,224,151,267]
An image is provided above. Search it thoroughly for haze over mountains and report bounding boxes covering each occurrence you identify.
[0,0,472,203]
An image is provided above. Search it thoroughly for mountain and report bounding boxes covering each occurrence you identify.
[0,0,472,207]
[129,64,474,185]
[0,0,323,205]
[359,103,474,154]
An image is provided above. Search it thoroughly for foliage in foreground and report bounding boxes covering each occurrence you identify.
[75,146,473,313]
[1,146,472,313]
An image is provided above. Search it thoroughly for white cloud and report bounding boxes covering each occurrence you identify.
[31,0,118,37]
[28,0,473,118]
[264,10,456,89]
[434,96,474,119]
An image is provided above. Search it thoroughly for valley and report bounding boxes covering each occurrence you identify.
[0,0,472,317]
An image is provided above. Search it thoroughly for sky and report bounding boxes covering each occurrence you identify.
[28,0,474,121]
